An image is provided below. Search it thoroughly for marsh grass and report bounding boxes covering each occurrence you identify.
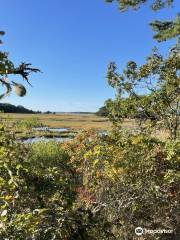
[0,113,169,140]
[0,113,112,130]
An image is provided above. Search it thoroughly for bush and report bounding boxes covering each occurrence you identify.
[15,118,43,131]
[96,106,109,117]
[0,126,179,239]
[0,129,79,239]
[75,129,180,239]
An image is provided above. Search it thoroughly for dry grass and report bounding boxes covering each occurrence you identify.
[0,113,112,130]
[0,113,138,131]
[0,113,168,139]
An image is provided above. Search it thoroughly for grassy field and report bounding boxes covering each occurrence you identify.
[0,113,168,139]
[0,113,112,130]
[0,113,135,130]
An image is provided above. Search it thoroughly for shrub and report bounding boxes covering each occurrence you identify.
[15,118,43,131]
[76,129,180,239]
[0,129,78,239]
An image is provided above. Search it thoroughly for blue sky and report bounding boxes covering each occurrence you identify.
[0,0,178,112]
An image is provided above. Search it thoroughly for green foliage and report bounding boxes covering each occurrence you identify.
[0,128,81,239]
[71,129,180,239]
[0,31,40,100]
[0,129,116,239]
[106,47,180,138]
[105,0,173,11]
[91,1,180,239]
[96,105,109,117]
[0,126,34,239]
[105,0,180,140]
[0,125,179,239]
[150,15,180,42]
[0,103,36,113]
[15,118,43,131]
[105,1,179,139]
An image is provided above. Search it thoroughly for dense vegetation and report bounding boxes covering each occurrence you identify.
[0,103,39,114]
[0,0,179,239]
[96,105,109,117]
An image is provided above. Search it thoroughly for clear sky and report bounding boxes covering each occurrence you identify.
[0,0,178,112]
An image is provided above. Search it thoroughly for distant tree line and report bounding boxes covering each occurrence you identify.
[0,104,94,114]
[0,103,41,114]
